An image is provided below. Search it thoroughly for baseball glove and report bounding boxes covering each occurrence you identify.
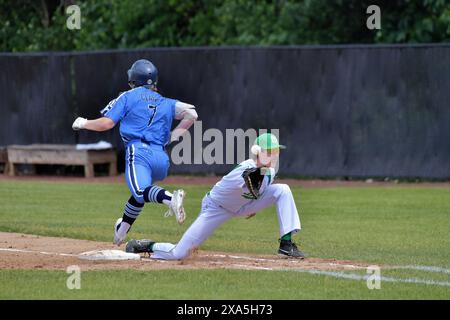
[242,167,264,199]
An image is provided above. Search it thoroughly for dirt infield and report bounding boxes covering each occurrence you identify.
[0,232,375,272]
[1,173,450,188]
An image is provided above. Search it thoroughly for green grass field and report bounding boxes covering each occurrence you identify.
[0,180,449,299]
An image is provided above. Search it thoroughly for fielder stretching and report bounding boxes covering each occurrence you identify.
[126,133,305,259]
[72,59,198,245]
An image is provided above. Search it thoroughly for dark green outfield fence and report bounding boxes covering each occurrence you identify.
[1,45,449,178]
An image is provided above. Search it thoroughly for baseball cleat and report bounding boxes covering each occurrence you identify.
[278,240,306,259]
[126,239,155,254]
[164,189,186,224]
[113,218,130,246]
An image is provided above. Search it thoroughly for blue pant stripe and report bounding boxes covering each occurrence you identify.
[131,145,144,194]
[155,187,163,201]
[150,186,162,202]
[125,205,142,213]
[149,187,156,199]
[125,209,141,217]
[128,146,143,196]
[124,211,139,218]
[125,207,141,216]
[126,204,142,213]
[150,187,159,202]
[124,211,139,219]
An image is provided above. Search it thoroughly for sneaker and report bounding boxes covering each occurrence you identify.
[113,218,130,245]
[126,239,155,254]
[164,189,186,224]
[278,240,306,259]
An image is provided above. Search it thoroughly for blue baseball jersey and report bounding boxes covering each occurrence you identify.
[100,86,177,146]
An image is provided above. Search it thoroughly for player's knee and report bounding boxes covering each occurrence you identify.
[127,182,146,204]
[276,184,292,195]
[172,249,189,260]
[281,184,292,193]
[129,195,145,206]
[132,193,145,204]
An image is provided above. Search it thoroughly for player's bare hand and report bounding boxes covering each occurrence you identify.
[245,212,256,219]
[72,117,87,130]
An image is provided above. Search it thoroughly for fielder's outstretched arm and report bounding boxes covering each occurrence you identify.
[170,101,198,143]
[72,116,115,132]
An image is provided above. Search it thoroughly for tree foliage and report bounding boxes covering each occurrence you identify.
[1,0,449,52]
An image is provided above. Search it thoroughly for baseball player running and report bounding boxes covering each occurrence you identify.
[72,59,198,245]
[126,133,305,259]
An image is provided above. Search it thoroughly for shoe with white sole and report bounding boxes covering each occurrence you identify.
[113,218,130,245]
[164,189,186,224]
[278,240,306,259]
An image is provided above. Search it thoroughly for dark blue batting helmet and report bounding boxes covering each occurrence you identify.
[127,59,158,88]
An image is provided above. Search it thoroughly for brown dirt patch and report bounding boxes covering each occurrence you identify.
[0,232,375,272]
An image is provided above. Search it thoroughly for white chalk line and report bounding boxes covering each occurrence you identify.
[209,253,450,274]
[209,253,450,287]
[233,265,450,288]
[291,269,450,287]
[393,265,450,274]
[231,264,273,271]
[0,247,77,257]
[207,253,364,270]
[1,247,449,287]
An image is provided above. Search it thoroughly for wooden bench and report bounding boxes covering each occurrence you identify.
[6,144,117,178]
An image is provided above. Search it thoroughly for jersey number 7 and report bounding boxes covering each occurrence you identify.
[148,105,157,126]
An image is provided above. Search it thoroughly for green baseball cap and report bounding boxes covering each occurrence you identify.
[254,133,286,150]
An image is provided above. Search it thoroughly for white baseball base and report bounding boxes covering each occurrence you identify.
[78,250,140,261]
